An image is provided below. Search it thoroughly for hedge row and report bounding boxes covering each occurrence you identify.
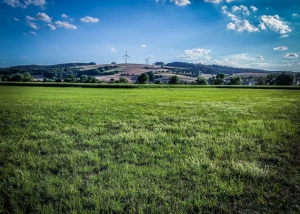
[0,82,299,90]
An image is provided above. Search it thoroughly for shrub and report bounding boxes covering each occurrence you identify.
[119,77,129,84]
[195,76,208,85]
[137,73,149,84]
[169,75,180,84]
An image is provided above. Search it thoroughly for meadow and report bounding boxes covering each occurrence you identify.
[0,86,299,213]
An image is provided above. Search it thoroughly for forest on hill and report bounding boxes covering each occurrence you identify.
[165,62,285,75]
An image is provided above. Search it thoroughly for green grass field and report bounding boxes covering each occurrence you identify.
[0,86,299,213]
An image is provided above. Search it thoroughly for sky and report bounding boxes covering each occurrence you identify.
[0,0,300,71]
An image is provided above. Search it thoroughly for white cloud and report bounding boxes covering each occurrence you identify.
[250,6,258,12]
[170,0,191,6]
[110,47,116,52]
[225,0,235,2]
[259,22,266,30]
[141,44,147,48]
[25,0,47,9]
[260,15,292,34]
[204,0,222,3]
[222,6,240,22]
[180,48,211,60]
[27,21,39,29]
[256,56,264,61]
[236,53,255,60]
[35,12,51,22]
[29,31,37,35]
[14,17,20,21]
[26,16,35,21]
[3,0,25,8]
[47,23,56,30]
[61,14,68,18]
[284,53,298,58]
[4,0,47,9]
[232,5,250,16]
[80,16,99,23]
[55,21,77,29]
[280,35,289,38]
[26,12,51,22]
[274,46,288,51]
[227,20,259,32]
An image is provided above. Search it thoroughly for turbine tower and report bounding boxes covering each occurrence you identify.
[144,57,150,65]
[123,50,130,64]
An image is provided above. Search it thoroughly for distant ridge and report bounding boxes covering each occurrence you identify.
[165,62,290,74]
[8,62,96,69]
[0,61,295,75]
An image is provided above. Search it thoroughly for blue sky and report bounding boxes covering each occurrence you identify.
[1,0,299,71]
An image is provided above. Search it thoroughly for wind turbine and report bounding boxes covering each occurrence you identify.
[123,50,130,64]
[144,57,150,65]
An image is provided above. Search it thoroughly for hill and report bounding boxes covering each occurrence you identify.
[1,62,296,84]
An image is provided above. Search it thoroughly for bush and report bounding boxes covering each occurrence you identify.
[195,76,208,85]
[10,74,23,82]
[109,78,115,83]
[211,73,225,85]
[137,73,149,84]
[119,77,129,84]
[22,72,33,82]
[169,75,180,84]
[147,71,155,82]
[229,76,242,85]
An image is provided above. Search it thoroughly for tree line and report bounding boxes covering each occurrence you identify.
[134,71,299,85]
[0,65,120,83]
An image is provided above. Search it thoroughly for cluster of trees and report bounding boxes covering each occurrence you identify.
[135,71,299,86]
[256,72,298,85]
[166,62,281,75]
[135,72,227,85]
[42,65,120,80]
[0,72,33,82]
[0,63,121,83]
[109,77,129,84]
